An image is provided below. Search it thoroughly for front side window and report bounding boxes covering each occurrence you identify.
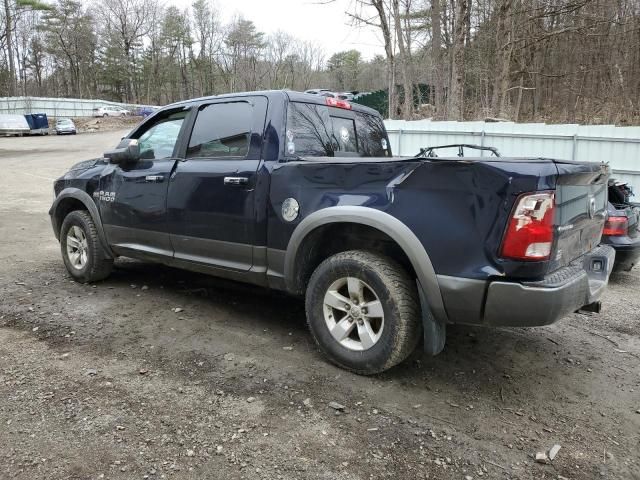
[137,111,186,160]
[187,102,252,159]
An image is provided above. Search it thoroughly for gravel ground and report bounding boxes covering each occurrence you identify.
[0,132,639,480]
[71,116,142,133]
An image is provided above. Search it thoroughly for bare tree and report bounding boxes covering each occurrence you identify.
[191,0,222,96]
[264,31,294,89]
[491,0,514,118]
[3,0,16,94]
[431,0,444,116]
[3,0,639,126]
[95,0,157,102]
[392,0,413,118]
[350,0,397,118]
[448,0,469,120]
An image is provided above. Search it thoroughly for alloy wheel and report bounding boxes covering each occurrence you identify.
[66,226,88,270]
[322,277,385,351]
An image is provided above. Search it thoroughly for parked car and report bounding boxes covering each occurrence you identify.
[337,92,355,101]
[135,106,160,117]
[601,180,640,271]
[54,118,77,135]
[93,106,129,117]
[304,88,338,98]
[0,114,31,136]
[49,90,614,374]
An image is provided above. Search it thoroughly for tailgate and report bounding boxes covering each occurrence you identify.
[553,162,609,268]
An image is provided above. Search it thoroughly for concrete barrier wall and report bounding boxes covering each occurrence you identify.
[0,96,158,118]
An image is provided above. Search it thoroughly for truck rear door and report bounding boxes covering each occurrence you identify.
[166,96,268,271]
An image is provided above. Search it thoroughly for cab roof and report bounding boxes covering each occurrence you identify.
[167,90,381,117]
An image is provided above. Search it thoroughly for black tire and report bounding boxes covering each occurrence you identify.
[305,250,421,375]
[60,210,113,283]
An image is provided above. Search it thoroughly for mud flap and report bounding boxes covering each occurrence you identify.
[417,280,446,356]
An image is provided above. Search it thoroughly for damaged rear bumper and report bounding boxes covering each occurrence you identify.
[483,245,615,327]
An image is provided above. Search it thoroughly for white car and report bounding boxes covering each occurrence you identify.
[93,106,129,117]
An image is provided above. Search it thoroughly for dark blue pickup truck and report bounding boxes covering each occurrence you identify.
[49,90,615,374]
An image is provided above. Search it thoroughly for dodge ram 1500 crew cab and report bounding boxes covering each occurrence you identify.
[50,90,615,374]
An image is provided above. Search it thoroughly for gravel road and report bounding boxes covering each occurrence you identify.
[1,131,639,480]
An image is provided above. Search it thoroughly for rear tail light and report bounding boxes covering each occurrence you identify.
[326,97,352,110]
[603,216,628,236]
[500,192,555,260]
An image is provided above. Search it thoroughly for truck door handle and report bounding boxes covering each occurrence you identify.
[144,175,164,182]
[224,176,249,186]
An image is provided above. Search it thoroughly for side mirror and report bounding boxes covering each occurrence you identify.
[104,138,140,164]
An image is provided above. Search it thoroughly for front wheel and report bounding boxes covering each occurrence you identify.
[60,210,113,283]
[305,250,421,375]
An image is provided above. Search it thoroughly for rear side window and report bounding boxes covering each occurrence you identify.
[187,102,252,158]
[286,102,390,158]
[285,103,334,156]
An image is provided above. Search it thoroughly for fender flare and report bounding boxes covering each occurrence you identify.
[283,206,449,325]
[49,187,114,259]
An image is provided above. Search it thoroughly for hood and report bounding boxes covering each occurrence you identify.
[68,158,104,171]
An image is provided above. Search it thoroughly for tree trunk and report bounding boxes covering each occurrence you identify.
[371,0,396,118]
[3,0,16,95]
[448,0,469,120]
[431,0,444,117]
[514,74,524,122]
[491,0,513,118]
[393,0,412,119]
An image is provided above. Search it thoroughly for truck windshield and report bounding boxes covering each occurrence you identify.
[286,101,390,158]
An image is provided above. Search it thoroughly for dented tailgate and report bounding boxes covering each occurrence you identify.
[552,161,609,270]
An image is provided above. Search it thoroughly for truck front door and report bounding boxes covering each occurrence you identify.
[98,107,190,260]
[166,96,268,271]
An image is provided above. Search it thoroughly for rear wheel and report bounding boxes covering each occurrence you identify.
[60,210,113,283]
[305,250,421,375]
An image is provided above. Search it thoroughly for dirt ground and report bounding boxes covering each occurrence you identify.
[70,116,142,134]
[0,132,639,480]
